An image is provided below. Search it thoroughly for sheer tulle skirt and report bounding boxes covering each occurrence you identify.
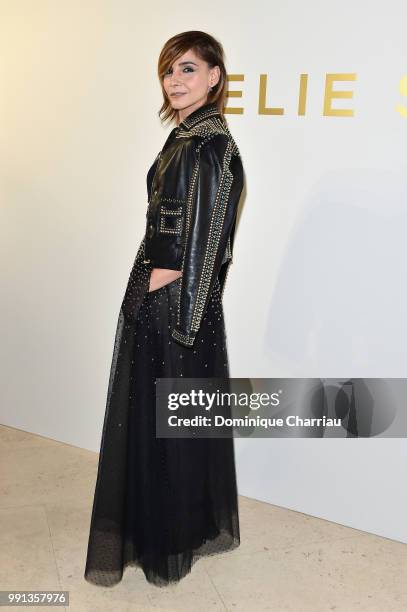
[84,275,240,588]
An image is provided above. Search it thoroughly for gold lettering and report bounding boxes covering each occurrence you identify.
[259,74,284,115]
[324,73,356,116]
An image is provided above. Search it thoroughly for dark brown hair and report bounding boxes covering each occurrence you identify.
[157,31,228,126]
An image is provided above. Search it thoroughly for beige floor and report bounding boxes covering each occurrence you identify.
[0,424,406,612]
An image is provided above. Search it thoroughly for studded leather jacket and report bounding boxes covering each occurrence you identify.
[121,101,244,348]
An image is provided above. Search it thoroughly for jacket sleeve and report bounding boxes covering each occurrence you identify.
[171,132,244,348]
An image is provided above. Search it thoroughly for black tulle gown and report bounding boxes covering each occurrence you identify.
[84,243,240,588]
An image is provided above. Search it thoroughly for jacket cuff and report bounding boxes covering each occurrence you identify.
[171,327,197,348]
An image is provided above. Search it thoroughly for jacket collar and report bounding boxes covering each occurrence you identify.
[178,101,221,130]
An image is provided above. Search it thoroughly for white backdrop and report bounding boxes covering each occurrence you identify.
[1,0,407,542]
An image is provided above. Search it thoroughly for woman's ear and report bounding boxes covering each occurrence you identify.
[210,65,221,88]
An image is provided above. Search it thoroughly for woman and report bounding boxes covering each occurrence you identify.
[84,30,244,588]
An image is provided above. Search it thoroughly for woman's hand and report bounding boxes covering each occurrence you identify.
[148,268,182,292]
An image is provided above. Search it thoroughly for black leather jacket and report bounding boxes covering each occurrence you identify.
[121,101,244,348]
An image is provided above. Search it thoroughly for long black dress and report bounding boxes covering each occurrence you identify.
[83,236,240,587]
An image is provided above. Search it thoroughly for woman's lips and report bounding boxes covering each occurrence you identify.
[171,93,186,97]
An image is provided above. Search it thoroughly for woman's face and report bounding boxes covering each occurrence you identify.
[163,48,220,122]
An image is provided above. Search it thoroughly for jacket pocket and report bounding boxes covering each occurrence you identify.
[159,201,184,236]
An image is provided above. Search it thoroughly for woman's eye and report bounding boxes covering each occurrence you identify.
[165,66,194,75]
